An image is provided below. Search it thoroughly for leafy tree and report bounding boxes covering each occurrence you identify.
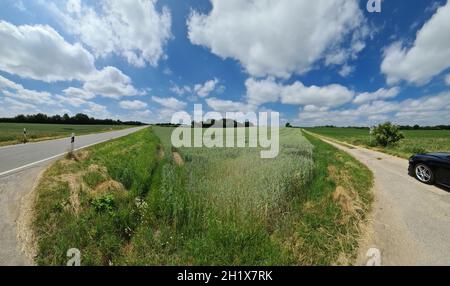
[285,122,292,128]
[0,113,144,125]
[62,113,70,122]
[373,122,404,147]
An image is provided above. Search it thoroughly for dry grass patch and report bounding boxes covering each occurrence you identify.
[94,180,125,197]
[172,151,184,166]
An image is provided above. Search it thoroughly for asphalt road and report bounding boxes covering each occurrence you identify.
[0,126,146,265]
[317,137,450,266]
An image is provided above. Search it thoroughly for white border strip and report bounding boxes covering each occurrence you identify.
[0,138,113,177]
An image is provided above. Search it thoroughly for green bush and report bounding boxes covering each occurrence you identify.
[373,122,404,147]
[91,194,116,214]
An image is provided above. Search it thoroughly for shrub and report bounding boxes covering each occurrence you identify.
[373,122,404,147]
[91,194,116,214]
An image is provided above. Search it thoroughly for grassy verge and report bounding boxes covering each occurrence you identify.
[33,127,373,265]
[305,127,450,159]
[33,127,161,265]
[0,123,134,146]
[299,133,373,264]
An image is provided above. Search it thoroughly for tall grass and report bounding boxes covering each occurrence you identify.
[34,126,372,265]
[141,127,314,265]
[33,128,161,265]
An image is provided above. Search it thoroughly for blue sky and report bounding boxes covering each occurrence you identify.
[0,0,449,126]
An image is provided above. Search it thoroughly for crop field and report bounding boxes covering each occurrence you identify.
[33,126,372,265]
[0,123,132,146]
[306,127,450,159]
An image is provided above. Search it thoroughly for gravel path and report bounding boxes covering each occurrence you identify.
[318,137,450,265]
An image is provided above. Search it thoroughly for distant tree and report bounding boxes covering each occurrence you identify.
[373,122,405,147]
[285,122,292,128]
[33,113,48,123]
[0,113,144,126]
[62,113,70,122]
[15,114,26,122]
[413,124,420,130]
[73,113,90,124]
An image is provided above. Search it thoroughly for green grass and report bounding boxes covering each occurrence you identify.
[33,127,161,265]
[34,126,373,265]
[306,127,450,159]
[299,133,373,264]
[0,122,133,146]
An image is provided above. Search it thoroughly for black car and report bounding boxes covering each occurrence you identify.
[409,153,450,188]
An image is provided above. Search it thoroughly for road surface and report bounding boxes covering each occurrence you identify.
[317,136,450,266]
[0,126,147,265]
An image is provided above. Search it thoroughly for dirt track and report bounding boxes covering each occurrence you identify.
[318,137,450,265]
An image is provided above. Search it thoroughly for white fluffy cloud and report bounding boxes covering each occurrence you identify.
[381,2,450,85]
[338,65,355,77]
[445,74,450,85]
[0,20,142,101]
[0,75,23,90]
[0,74,117,118]
[119,100,148,110]
[83,102,110,118]
[170,85,192,96]
[281,82,355,107]
[0,20,95,82]
[245,77,280,106]
[298,92,450,126]
[52,0,172,67]
[194,78,219,97]
[63,87,95,100]
[206,97,253,113]
[82,66,144,99]
[3,89,54,105]
[0,75,55,105]
[55,94,87,107]
[170,78,222,98]
[353,87,400,104]
[244,77,354,108]
[188,0,367,78]
[0,97,38,117]
[152,96,187,110]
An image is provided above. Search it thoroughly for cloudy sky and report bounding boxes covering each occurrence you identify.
[0,0,449,126]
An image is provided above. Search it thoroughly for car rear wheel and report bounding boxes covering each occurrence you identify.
[415,164,434,184]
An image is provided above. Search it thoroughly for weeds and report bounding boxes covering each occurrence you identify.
[34,126,373,266]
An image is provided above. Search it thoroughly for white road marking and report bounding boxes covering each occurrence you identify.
[0,137,114,177]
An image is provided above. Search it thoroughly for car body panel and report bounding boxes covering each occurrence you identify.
[409,153,450,188]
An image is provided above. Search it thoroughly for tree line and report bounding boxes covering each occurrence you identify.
[155,119,253,128]
[0,113,145,126]
[288,124,450,130]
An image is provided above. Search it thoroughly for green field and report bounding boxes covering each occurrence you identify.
[305,127,450,159]
[33,126,372,265]
[0,123,133,146]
